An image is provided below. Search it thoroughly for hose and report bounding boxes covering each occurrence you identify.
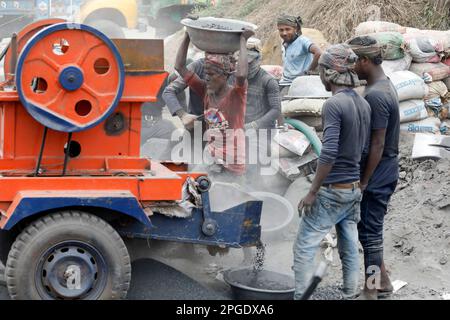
[284,118,322,156]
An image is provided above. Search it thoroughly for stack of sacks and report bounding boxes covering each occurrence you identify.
[281,75,331,131]
[404,28,450,124]
[355,21,407,35]
[354,22,410,74]
[389,71,440,134]
[354,21,450,76]
[354,21,450,134]
[402,29,450,131]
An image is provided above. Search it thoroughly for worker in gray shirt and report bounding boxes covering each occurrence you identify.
[295,44,371,300]
[162,58,206,128]
[244,38,281,131]
[348,35,400,300]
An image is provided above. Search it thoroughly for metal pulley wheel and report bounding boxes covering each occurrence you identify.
[3,19,66,78]
[15,22,125,132]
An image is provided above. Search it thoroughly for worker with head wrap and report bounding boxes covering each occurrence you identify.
[174,28,254,176]
[347,35,400,300]
[163,39,280,130]
[294,44,371,300]
[277,14,322,96]
[163,36,280,172]
[244,37,281,130]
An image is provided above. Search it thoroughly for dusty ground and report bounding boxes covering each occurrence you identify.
[125,132,450,300]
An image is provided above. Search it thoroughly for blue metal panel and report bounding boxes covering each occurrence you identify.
[16,22,125,133]
[4,191,263,249]
[3,196,152,230]
[117,201,263,248]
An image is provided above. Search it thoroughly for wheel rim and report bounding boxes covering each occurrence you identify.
[16,22,125,132]
[35,241,108,300]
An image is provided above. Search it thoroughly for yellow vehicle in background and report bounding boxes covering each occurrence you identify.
[78,0,139,37]
[39,0,140,38]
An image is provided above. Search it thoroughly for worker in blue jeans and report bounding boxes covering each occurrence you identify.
[295,44,371,300]
[348,36,400,300]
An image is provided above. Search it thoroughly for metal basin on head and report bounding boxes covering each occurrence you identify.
[181,17,257,54]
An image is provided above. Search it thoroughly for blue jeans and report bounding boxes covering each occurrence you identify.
[293,186,362,300]
[358,180,397,279]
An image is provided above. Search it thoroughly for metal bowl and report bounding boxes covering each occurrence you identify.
[223,268,295,300]
[181,17,257,54]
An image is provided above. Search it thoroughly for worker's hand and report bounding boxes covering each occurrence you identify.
[298,191,317,217]
[180,113,198,130]
[241,28,255,40]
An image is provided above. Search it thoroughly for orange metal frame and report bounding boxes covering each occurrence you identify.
[0,22,203,225]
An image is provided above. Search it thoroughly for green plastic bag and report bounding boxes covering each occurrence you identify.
[369,32,405,60]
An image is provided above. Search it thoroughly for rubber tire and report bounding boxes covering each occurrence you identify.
[5,211,131,300]
[87,19,125,39]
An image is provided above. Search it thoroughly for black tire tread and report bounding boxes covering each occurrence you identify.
[6,211,131,300]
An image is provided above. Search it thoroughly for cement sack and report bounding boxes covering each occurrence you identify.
[404,37,441,63]
[399,100,428,123]
[368,32,405,60]
[382,54,412,74]
[425,81,449,100]
[288,116,323,132]
[404,29,450,52]
[400,117,441,134]
[444,77,450,91]
[409,62,450,82]
[355,21,406,35]
[273,130,311,157]
[389,71,429,101]
[261,65,283,80]
[287,75,331,98]
[272,152,318,181]
[282,99,325,117]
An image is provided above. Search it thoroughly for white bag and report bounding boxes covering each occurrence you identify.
[382,54,412,74]
[399,100,428,123]
[400,117,441,134]
[355,21,406,35]
[282,99,325,117]
[425,81,449,100]
[404,37,441,63]
[409,63,450,82]
[404,29,450,52]
[273,130,311,157]
[389,71,429,101]
[287,76,331,98]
